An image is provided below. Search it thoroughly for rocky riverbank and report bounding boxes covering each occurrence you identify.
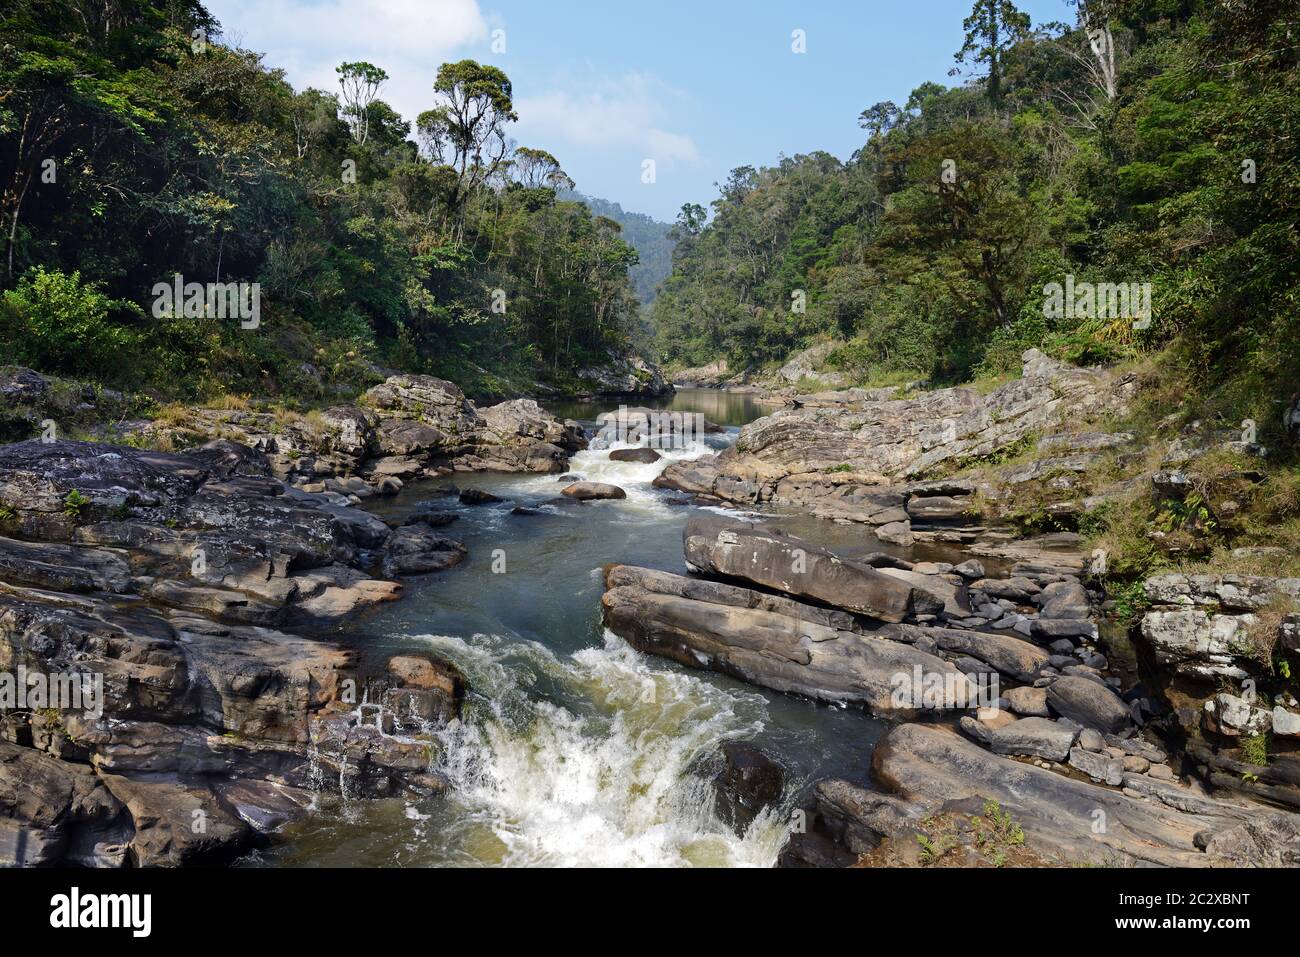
[4,348,1299,869]
[0,368,605,866]
[602,515,1300,867]
[615,347,1300,867]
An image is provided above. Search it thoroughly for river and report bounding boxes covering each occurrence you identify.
[244,389,899,867]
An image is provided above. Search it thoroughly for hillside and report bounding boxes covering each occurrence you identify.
[562,191,676,303]
[651,0,1300,448]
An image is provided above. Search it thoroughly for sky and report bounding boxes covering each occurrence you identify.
[204,0,1075,222]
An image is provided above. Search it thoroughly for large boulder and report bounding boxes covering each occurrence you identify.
[655,351,1135,512]
[601,565,975,715]
[379,523,466,577]
[682,517,936,623]
[576,352,673,397]
[561,482,627,501]
[1045,675,1131,733]
[712,741,785,834]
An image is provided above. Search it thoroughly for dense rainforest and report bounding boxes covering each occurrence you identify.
[0,0,645,400]
[561,191,675,305]
[654,0,1299,441]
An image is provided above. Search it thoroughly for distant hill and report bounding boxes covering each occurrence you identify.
[562,192,675,303]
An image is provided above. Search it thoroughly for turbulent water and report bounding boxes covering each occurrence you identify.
[247,390,890,868]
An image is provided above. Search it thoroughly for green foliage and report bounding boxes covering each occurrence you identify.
[1240,732,1270,768]
[0,269,142,384]
[0,2,642,400]
[61,489,89,521]
[982,800,1026,847]
[651,0,1300,419]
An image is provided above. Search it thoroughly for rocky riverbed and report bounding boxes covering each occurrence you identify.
[2,353,1299,868]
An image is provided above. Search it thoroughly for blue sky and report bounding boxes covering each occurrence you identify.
[206,0,1074,222]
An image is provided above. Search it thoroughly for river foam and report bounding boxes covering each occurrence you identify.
[414,630,791,867]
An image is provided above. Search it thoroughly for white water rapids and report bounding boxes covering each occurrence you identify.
[407,435,789,866]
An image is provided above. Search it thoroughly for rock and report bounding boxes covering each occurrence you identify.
[713,741,785,834]
[1206,693,1273,736]
[905,496,972,522]
[1078,728,1105,752]
[458,488,501,505]
[609,447,662,464]
[960,715,994,745]
[867,724,1300,866]
[953,560,985,580]
[561,482,627,501]
[990,716,1078,761]
[682,517,936,623]
[1005,686,1051,717]
[1046,676,1131,733]
[1037,579,1091,619]
[1069,746,1125,786]
[774,342,851,389]
[98,773,254,867]
[1031,618,1097,640]
[0,742,131,866]
[874,521,914,547]
[1123,755,1151,774]
[1139,609,1252,680]
[379,524,466,577]
[681,352,1136,513]
[1274,708,1300,738]
[974,577,1042,603]
[672,359,731,388]
[882,623,1048,682]
[0,536,132,593]
[576,352,673,397]
[601,564,974,714]
[381,654,465,726]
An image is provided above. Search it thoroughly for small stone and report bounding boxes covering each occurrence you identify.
[1122,755,1151,773]
[1078,728,1105,752]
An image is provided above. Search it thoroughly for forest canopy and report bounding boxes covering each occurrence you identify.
[652,0,1300,420]
[0,0,643,400]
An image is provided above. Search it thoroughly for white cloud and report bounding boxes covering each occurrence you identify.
[514,74,699,166]
[206,0,489,124]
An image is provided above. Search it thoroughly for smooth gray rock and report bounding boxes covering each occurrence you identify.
[682,517,936,623]
[1069,746,1124,786]
[990,716,1078,761]
[1047,676,1131,733]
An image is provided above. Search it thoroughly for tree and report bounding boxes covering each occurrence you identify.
[671,203,707,241]
[952,0,1032,104]
[336,61,388,145]
[858,101,901,145]
[423,60,518,229]
[512,147,573,191]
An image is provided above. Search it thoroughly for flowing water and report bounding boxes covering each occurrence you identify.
[247,389,914,868]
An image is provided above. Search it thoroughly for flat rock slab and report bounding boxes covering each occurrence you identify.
[871,724,1300,867]
[683,517,934,623]
[602,564,974,715]
[990,716,1077,761]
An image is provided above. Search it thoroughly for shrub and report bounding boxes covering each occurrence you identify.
[0,268,142,383]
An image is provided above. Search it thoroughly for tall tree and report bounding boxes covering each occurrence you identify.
[951,0,1032,104]
[421,60,517,231]
[336,61,388,145]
